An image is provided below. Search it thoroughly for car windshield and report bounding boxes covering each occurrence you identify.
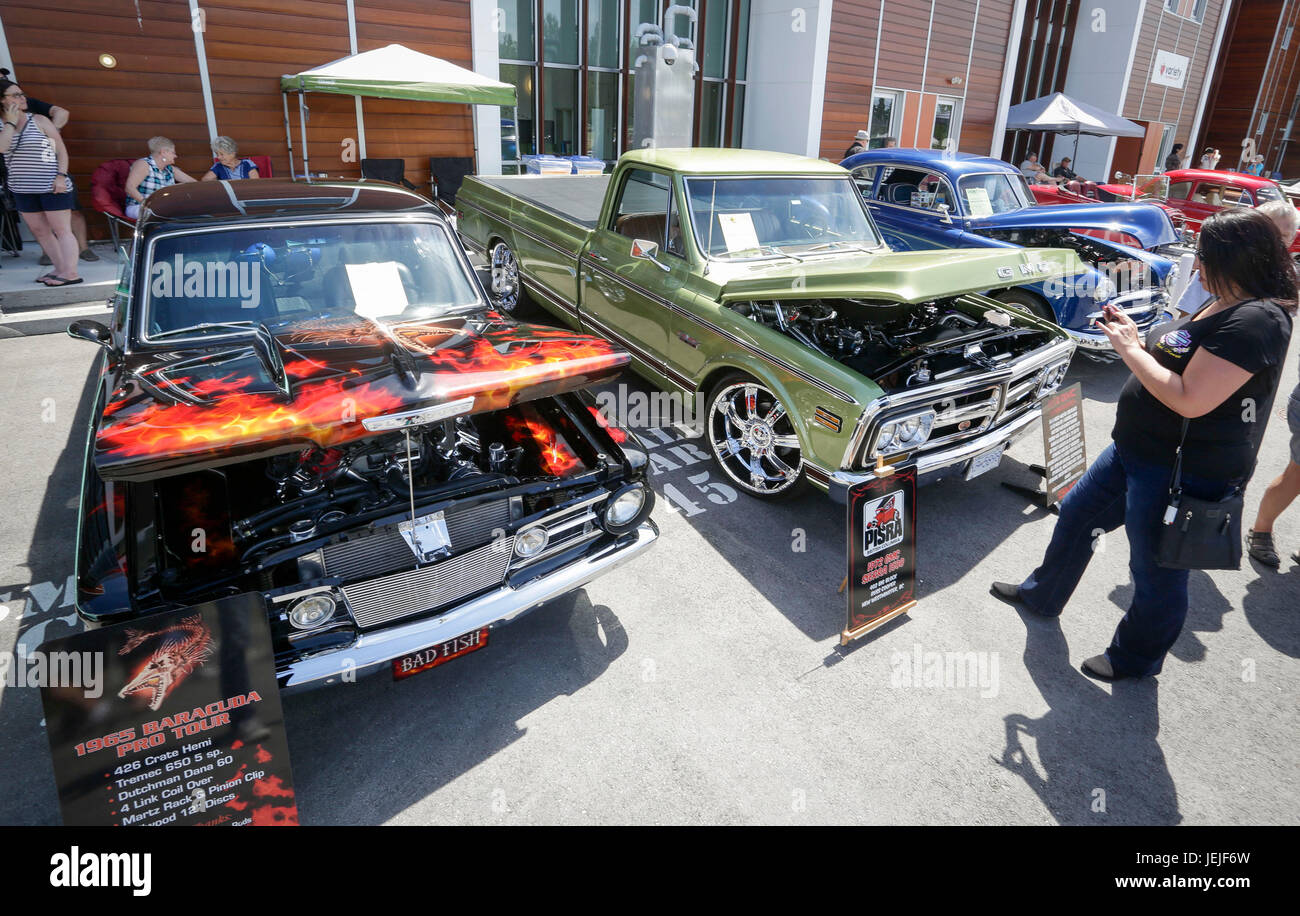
[957,173,1033,216]
[683,176,882,258]
[141,220,481,342]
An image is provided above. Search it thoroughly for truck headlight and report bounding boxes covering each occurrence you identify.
[874,410,935,457]
[289,594,336,630]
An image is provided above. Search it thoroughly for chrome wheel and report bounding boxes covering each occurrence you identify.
[707,380,803,497]
[488,241,520,312]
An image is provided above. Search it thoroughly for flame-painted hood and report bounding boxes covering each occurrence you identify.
[96,314,629,481]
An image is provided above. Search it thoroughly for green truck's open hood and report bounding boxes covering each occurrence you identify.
[712,247,1087,304]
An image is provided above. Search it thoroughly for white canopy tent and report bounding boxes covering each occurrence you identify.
[279,44,516,179]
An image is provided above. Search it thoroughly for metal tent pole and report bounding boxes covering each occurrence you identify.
[282,91,296,179]
[298,90,311,179]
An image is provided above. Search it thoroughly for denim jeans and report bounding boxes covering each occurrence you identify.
[1018,442,1239,677]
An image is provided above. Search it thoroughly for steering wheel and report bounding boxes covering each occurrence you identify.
[792,197,833,240]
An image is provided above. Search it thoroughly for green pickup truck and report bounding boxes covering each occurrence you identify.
[456,148,1081,500]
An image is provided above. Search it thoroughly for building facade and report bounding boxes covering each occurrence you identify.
[0,0,1246,238]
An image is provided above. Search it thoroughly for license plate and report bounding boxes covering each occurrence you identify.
[965,445,1005,480]
[392,628,490,680]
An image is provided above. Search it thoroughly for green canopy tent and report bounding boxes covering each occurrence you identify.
[279,43,516,179]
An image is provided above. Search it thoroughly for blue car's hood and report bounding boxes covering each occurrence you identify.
[968,202,1178,249]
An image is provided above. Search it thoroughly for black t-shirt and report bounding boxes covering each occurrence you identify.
[1112,299,1293,478]
[1052,165,1077,180]
[24,96,53,119]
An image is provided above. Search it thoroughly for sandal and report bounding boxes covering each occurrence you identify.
[39,276,83,287]
[1247,529,1281,568]
[33,272,56,283]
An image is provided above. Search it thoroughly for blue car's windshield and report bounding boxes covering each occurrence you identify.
[957,173,1034,216]
[683,176,883,259]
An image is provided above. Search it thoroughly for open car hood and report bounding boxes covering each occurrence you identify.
[968,202,1178,249]
[713,246,1088,304]
[96,314,629,481]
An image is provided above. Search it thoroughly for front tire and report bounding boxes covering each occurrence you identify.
[994,288,1057,323]
[705,375,805,499]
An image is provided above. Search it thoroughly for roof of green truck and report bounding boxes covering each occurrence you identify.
[620,147,847,176]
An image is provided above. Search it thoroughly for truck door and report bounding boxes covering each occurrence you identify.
[579,167,686,385]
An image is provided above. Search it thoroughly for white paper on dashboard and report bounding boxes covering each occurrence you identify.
[965,188,993,217]
[345,262,409,318]
[717,212,762,253]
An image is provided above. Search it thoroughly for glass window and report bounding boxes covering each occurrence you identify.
[850,165,878,195]
[543,0,580,65]
[700,82,724,147]
[956,173,1032,216]
[1164,180,1192,200]
[703,0,728,80]
[869,92,899,149]
[587,70,619,161]
[1256,184,1283,203]
[735,0,751,79]
[589,0,620,69]
[729,84,745,148]
[612,168,672,243]
[499,63,536,162]
[684,176,882,258]
[875,167,954,211]
[931,97,960,150]
[543,67,579,154]
[498,1,536,61]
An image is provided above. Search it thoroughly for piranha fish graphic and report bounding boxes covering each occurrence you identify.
[118,614,214,711]
[873,495,899,528]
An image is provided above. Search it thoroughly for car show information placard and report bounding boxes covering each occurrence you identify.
[1041,382,1088,507]
[844,466,918,645]
[39,593,297,826]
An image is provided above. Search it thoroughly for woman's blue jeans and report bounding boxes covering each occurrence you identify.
[1018,442,1238,677]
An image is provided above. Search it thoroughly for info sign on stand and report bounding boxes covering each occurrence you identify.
[39,593,297,827]
[843,463,918,646]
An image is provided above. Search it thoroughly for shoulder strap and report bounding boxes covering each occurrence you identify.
[1168,417,1189,498]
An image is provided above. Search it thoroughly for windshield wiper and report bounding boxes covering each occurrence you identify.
[803,241,878,255]
[151,320,257,340]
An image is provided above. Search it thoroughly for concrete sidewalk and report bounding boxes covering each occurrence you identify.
[0,239,118,311]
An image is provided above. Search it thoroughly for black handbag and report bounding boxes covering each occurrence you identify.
[1156,419,1244,570]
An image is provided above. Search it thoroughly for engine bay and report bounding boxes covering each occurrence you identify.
[729,297,1057,391]
[976,228,1156,291]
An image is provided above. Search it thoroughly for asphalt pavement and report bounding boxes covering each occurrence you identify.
[0,321,1296,825]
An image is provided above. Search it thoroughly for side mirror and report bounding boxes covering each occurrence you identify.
[630,238,670,271]
[68,319,113,351]
[937,202,953,224]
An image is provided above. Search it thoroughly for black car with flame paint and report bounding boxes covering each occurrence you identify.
[70,179,657,691]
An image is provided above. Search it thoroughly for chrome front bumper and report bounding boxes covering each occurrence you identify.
[827,405,1043,501]
[278,520,658,693]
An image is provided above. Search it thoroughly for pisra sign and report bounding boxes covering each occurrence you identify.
[1151,50,1189,90]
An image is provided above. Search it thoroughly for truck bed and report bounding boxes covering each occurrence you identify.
[475,175,611,230]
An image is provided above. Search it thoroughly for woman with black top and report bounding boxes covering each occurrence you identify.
[992,207,1295,681]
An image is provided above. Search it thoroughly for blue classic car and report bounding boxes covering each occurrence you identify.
[840,149,1184,358]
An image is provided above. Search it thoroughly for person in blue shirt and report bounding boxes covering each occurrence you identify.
[202,136,260,181]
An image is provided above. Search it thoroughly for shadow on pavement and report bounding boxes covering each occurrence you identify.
[1240,563,1300,658]
[994,603,1180,825]
[282,590,627,825]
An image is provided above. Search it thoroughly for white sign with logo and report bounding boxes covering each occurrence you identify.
[1151,50,1189,90]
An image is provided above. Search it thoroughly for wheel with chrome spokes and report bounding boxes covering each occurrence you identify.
[488,240,523,313]
[706,377,804,499]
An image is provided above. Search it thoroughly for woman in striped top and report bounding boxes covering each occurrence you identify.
[124,136,197,219]
[0,78,81,286]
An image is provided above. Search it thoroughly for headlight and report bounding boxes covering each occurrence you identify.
[514,526,550,559]
[873,410,935,457]
[1092,276,1117,301]
[1162,260,1180,292]
[289,594,336,630]
[605,486,646,527]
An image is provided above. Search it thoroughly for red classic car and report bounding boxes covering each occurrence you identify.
[1094,168,1299,254]
[1029,180,1192,248]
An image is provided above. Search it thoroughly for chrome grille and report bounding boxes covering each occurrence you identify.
[320,499,512,581]
[342,538,514,628]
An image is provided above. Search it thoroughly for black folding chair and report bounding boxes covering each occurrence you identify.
[428,157,475,215]
[360,158,417,190]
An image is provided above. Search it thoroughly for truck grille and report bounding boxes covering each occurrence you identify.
[319,499,512,582]
[341,538,515,628]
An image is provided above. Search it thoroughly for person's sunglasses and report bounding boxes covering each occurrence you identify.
[4,92,24,99]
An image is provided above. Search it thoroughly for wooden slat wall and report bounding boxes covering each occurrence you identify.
[1,0,210,214]
[0,0,477,236]
[818,0,1015,161]
[1124,0,1227,160]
